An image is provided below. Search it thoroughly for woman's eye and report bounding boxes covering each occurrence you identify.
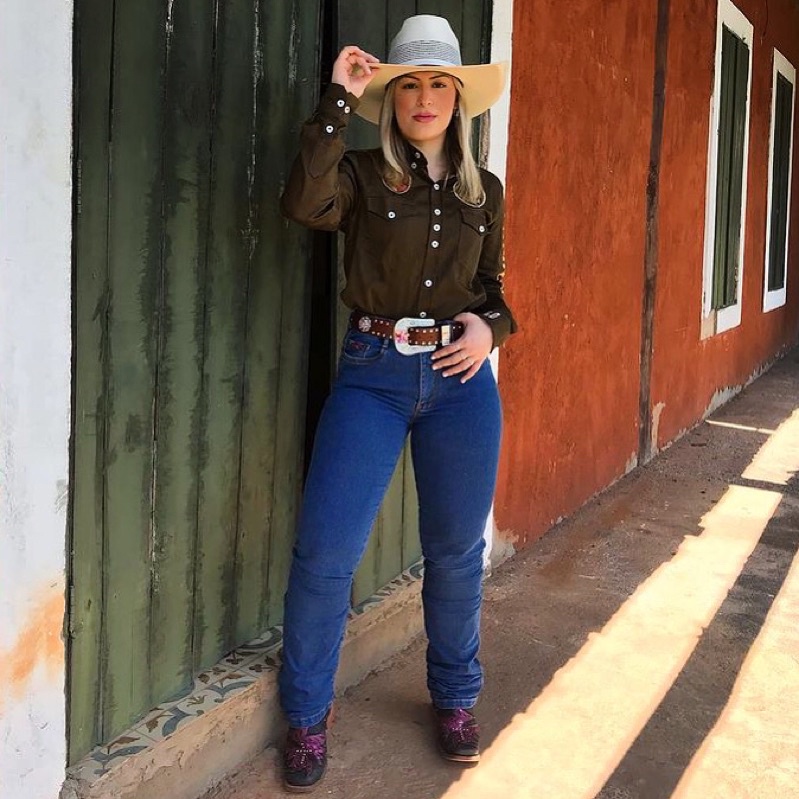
[401,81,417,90]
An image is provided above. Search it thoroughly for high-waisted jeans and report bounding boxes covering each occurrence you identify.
[278,327,502,727]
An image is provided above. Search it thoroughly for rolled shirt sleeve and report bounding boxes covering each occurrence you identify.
[280,83,361,231]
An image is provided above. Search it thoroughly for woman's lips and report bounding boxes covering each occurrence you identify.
[412,113,437,122]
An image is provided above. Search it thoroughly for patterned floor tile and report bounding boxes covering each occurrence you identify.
[67,730,155,780]
[203,670,257,702]
[134,688,219,742]
[67,569,423,784]
[240,648,282,677]
[193,663,233,689]
[222,626,283,667]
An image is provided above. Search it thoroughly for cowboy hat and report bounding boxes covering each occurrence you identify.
[356,15,508,125]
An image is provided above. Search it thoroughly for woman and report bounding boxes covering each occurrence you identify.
[279,14,516,792]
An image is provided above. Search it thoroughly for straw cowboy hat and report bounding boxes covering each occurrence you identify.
[356,15,508,125]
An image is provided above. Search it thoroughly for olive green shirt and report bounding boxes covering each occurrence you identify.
[281,83,517,347]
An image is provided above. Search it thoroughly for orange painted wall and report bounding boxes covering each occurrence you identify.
[495,0,799,545]
[652,0,799,446]
[496,1,657,544]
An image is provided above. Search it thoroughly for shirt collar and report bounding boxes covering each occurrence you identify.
[403,141,455,185]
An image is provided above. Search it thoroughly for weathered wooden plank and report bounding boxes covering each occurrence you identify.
[261,0,322,628]
[102,0,167,738]
[459,0,489,66]
[353,457,406,606]
[235,0,318,637]
[336,0,409,605]
[387,0,416,41]
[68,0,114,764]
[401,447,422,568]
[417,0,461,27]
[148,0,215,704]
[338,1,386,149]
[232,0,283,643]
[192,0,254,671]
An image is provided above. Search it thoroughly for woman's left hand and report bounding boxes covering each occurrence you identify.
[431,312,494,383]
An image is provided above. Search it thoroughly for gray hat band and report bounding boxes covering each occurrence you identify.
[388,39,462,67]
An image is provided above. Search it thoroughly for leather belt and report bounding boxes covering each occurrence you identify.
[349,311,465,355]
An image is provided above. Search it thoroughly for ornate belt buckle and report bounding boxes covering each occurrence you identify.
[393,317,436,355]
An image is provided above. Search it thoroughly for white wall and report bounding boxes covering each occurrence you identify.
[0,0,73,796]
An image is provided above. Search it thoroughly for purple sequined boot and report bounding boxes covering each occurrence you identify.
[433,707,480,763]
[282,712,329,792]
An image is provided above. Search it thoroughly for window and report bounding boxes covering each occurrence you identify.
[763,50,795,312]
[701,0,753,337]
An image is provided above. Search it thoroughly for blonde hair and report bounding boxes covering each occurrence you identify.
[378,79,485,206]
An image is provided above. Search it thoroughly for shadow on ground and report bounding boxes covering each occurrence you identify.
[203,349,799,799]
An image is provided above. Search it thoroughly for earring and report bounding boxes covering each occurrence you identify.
[454,107,460,118]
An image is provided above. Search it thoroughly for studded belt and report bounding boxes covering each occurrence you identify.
[349,310,465,355]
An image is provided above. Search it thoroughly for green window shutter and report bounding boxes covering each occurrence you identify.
[712,27,750,311]
[768,73,794,292]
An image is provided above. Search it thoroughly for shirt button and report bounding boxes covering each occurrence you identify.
[434,183,440,190]
[336,99,345,108]
[419,311,427,318]
[415,151,421,158]
[479,225,486,233]
[434,208,441,216]
[344,106,351,113]
[431,241,440,248]
[325,124,334,133]
[387,211,396,219]
[411,162,418,170]
[433,223,441,232]
[424,279,433,287]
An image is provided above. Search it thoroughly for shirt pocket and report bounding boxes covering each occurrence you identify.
[362,195,423,262]
[457,207,490,286]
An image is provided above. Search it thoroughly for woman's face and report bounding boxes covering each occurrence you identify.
[393,72,458,148]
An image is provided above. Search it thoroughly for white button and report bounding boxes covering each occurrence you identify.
[415,151,421,158]
[336,99,345,107]
[431,241,439,248]
[419,311,427,318]
[434,183,440,190]
[344,106,351,113]
[325,124,334,133]
[387,211,396,219]
[424,279,433,287]
[434,208,441,216]
[479,225,486,233]
[411,162,418,169]
[433,223,441,232]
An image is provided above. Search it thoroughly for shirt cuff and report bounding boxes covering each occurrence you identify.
[475,308,517,349]
[313,83,360,133]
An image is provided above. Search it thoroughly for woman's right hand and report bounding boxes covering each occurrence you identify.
[331,46,380,98]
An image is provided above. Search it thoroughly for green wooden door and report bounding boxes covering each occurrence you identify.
[333,0,494,605]
[69,0,321,763]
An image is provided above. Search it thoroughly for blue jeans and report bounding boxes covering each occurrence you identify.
[278,328,502,727]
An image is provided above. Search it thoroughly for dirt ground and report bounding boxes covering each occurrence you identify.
[201,348,799,799]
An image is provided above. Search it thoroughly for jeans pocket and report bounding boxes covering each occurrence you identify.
[339,329,389,364]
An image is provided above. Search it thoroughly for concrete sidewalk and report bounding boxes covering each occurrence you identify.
[202,349,799,799]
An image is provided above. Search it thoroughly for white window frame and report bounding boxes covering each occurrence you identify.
[763,49,796,313]
[700,0,754,338]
